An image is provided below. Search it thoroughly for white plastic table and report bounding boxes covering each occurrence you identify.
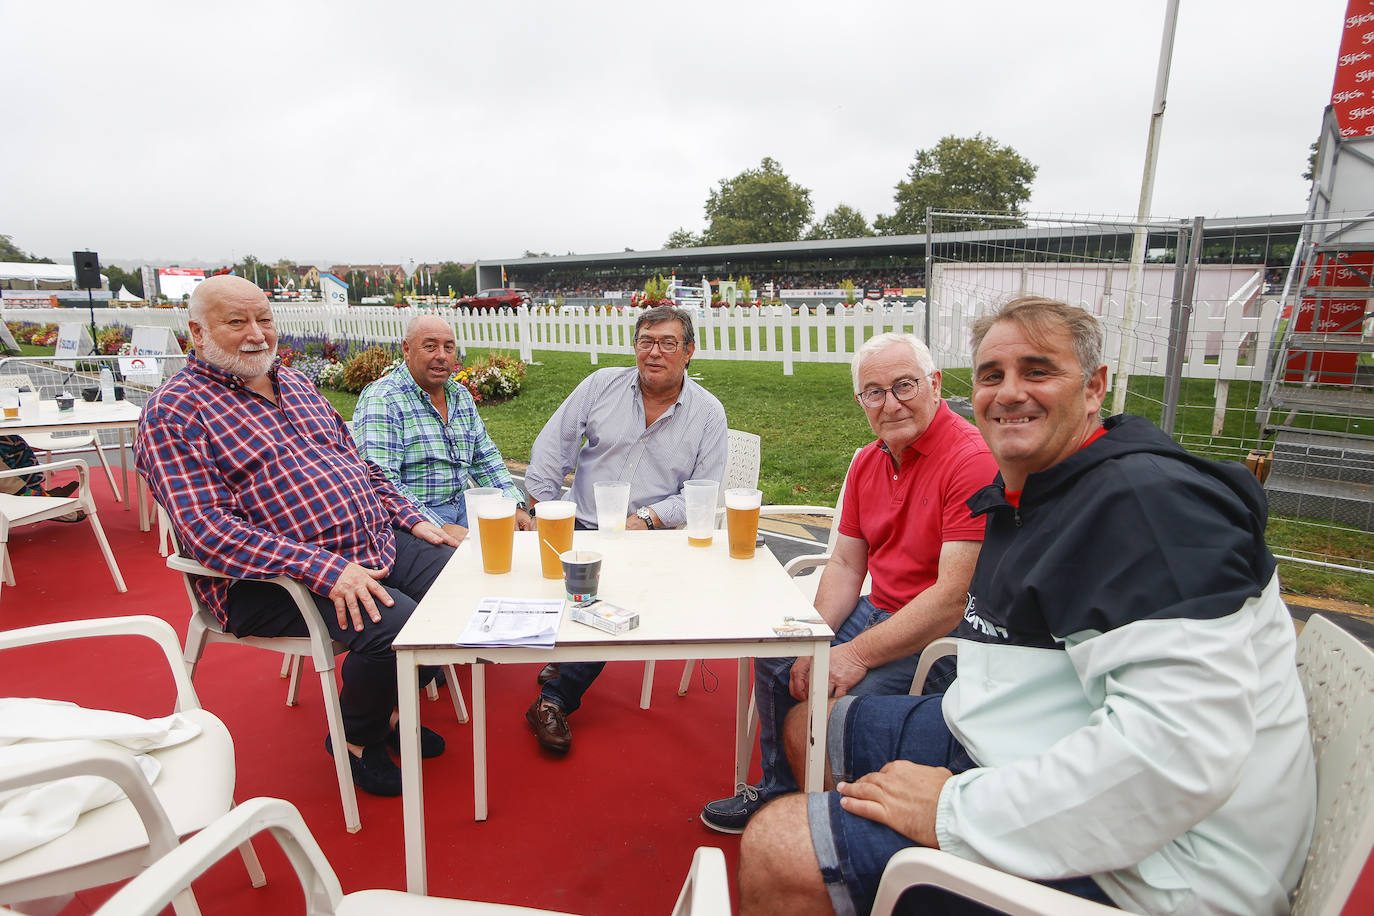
[0,399,141,514]
[394,528,832,895]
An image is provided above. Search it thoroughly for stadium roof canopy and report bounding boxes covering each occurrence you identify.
[474,214,1309,290]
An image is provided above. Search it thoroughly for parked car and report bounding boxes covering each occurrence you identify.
[456,288,531,311]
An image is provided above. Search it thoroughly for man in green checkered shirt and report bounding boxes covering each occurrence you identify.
[354,316,531,539]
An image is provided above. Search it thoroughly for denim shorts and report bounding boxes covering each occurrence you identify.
[809,693,1112,916]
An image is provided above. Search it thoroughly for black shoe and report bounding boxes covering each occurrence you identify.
[387,725,445,758]
[323,735,402,797]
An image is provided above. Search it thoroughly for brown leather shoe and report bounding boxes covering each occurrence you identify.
[536,663,560,685]
[526,697,571,752]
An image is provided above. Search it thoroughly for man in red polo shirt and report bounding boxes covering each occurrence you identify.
[700,331,997,834]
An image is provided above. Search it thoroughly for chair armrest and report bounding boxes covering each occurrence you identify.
[0,741,181,864]
[782,554,830,578]
[97,797,343,916]
[0,457,91,481]
[758,504,836,519]
[0,615,201,713]
[910,638,959,696]
[872,847,1123,916]
[670,847,731,916]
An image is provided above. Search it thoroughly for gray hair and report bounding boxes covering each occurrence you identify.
[970,296,1104,381]
[851,332,936,393]
[635,305,695,348]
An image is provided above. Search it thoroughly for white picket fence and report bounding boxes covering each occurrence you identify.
[2,299,1281,387]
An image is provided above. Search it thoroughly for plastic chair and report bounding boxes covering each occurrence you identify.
[96,796,729,916]
[0,615,265,916]
[870,614,1374,916]
[0,458,126,600]
[163,510,468,834]
[0,372,121,502]
[640,428,761,708]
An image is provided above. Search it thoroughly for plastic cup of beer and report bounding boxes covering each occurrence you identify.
[463,487,503,561]
[683,479,719,548]
[536,499,577,579]
[725,488,762,560]
[594,480,631,534]
[476,497,518,575]
[0,388,18,421]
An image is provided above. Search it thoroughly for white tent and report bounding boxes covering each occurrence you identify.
[115,285,144,303]
[0,262,77,288]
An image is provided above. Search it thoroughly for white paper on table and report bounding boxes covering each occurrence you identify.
[456,597,564,648]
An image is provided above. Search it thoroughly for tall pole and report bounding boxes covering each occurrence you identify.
[1112,0,1181,414]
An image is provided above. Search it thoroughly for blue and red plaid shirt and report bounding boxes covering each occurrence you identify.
[135,355,427,626]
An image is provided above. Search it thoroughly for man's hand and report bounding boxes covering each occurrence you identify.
[625,514,649,531]
[441,523,468,542]
[826,643,870,698]
[411,519,462,547]
[329,562,394,632]
[838,761,952,848]
[789,643,870,700]
[515,508,534,531]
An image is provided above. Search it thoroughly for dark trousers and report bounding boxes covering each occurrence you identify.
[225,529,454,747]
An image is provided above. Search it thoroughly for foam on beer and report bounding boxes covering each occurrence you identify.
[724,489,761,510]
[537,500,575,520]
[476,498,517,520]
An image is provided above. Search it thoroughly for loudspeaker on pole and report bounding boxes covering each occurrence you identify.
[72,251,102,290]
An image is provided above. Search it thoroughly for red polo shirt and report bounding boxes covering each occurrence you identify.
[838,400,998,612]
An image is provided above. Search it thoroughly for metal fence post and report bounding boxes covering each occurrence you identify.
[1160,216,1204,435]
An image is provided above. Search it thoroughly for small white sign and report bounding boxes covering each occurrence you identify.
[55,323,94,368]
[130,325,186,379]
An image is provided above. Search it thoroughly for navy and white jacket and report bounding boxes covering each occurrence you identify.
[937,415,1316,916]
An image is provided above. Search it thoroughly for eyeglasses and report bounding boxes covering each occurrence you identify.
[634,336,682,354]
[856,377,921,408]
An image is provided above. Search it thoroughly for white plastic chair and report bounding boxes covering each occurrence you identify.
[0,458,126,600]
[870,615,1374,916]
[163,509,468,834]
[640,428,761,708]
[0,372,122,502]
[0,615,265,916]
[95,796,729,916]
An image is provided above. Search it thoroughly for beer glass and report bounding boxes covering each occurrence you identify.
[476,497,518,574]
[682,479,718,548]
[463,487,502,562]
[725,488,762,560]
[536,499,577,579]
[594,480,630,534]
[0,388,18,421]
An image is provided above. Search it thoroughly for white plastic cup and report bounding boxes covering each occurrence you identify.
[463,487,503,562]
[683,479,719,547]
[0,388,17,421]
[18,389,37,410]
[536,499,577,579]
[476,497,518,574]
[594,480,631,534]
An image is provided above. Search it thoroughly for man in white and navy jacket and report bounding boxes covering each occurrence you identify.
[738,296,1317,916]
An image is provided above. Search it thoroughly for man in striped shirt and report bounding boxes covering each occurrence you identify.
[354,315,531,538]
[135,275,462,798]
[522,305,728,752]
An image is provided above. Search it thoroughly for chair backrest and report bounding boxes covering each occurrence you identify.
[723,429,761,493]
[820,447,863,554]
[1291,614,1374,916]
[0,373,35,393]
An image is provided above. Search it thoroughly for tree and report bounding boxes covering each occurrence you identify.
[874,134,1037,235]
[432,261,475,297]
[1302,140,1319,182]
[101,264,144,298]
[0,234,54,263]
[663,227,702,249]
[805,204,873,240]
[701,157,813,246]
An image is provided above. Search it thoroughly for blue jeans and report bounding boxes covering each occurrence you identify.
[430,499,466,528]
[754,595,946,799]
[811,694,1114,916]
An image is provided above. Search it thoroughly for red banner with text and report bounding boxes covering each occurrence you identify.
[1284,251,1370,383]
[1332,1,1374,137]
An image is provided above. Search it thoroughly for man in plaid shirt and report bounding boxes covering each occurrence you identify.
[353,315,531,538]
[135,275,462,798]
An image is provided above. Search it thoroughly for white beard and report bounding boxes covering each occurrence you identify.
[198,337,277,379]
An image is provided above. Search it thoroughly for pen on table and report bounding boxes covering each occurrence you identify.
[784,615,826,624]
[481,607,500,631]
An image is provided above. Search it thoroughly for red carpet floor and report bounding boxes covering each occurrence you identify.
[2,474,753,914]
[4,473,1372,915]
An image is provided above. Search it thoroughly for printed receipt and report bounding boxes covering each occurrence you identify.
[457,597,563,648]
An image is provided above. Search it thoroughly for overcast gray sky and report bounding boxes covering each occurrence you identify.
[0,0,1348,269]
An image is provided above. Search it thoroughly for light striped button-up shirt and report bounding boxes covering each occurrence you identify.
[524,367,728,528]
[353,367,521,527]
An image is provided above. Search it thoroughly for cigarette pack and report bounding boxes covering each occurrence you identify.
[570,600,639,635]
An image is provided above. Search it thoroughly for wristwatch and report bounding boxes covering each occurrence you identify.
[635,507,656,530]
